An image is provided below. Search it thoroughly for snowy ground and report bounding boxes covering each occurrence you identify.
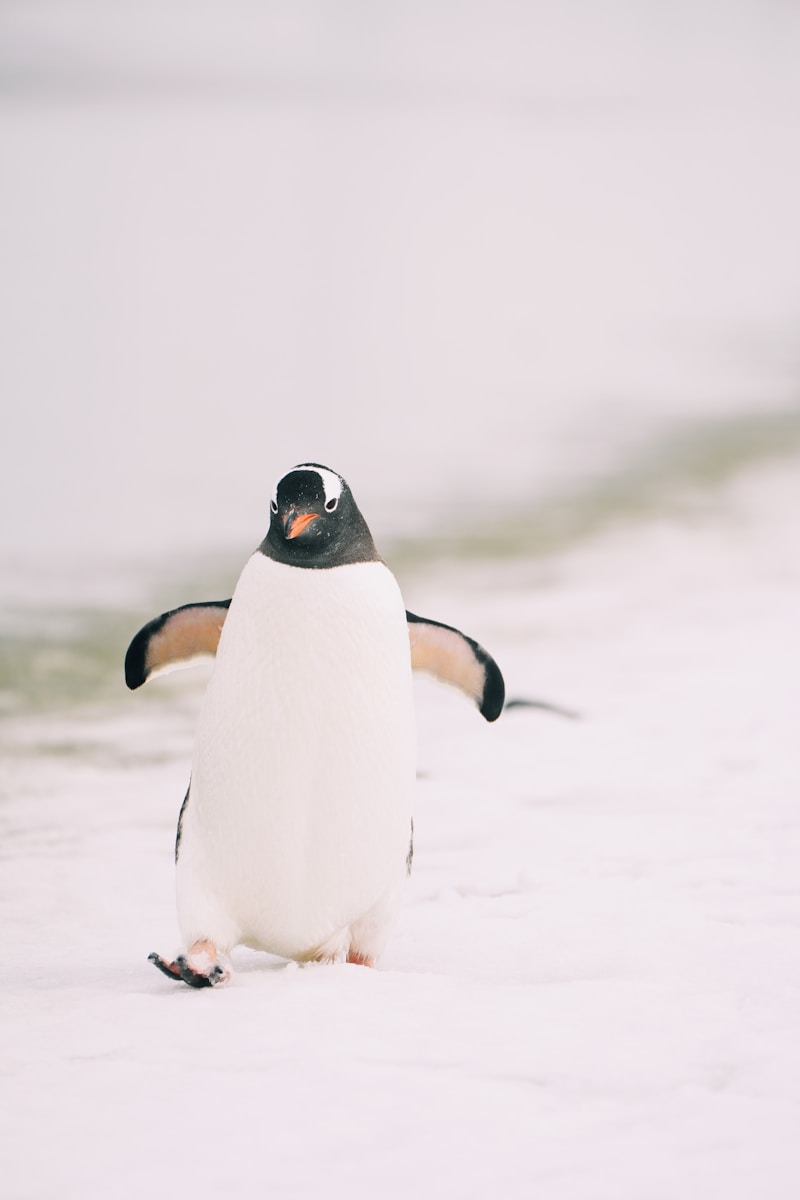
[3,4,800,1194]
[2,459,799,1199]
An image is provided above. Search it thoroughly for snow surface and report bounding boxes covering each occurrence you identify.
[3,5,799,1193]
[2,460,799,1199]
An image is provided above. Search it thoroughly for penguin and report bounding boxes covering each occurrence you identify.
[125,464,504,987]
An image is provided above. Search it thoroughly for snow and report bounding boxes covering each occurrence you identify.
[3,461,799,1198]
[2,2,800,1192]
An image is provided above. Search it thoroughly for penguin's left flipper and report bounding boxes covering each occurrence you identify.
[125,600,231,690]
[406,611,505,722]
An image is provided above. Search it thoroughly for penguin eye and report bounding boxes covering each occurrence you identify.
[325,497,338,512]
[270,499,278,514]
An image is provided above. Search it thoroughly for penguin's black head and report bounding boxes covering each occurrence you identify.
[260,464,381,569]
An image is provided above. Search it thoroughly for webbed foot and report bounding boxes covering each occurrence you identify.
[148,941,233,988]
[175,954,227,988]
[148,951,182,980]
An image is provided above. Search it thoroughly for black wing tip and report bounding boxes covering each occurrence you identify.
[479,654,505,722]
[123,600,232,691]
[124,608,174,690]
[124,625,152,690]
[406,609,506,723]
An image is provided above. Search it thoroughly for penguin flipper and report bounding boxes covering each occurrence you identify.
[124,600,231,690]
[406,611,505,722]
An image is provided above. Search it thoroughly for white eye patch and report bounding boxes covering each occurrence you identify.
[272,465,344,509]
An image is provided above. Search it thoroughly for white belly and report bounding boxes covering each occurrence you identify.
[176,555,416,959]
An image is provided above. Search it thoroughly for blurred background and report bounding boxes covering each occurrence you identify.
[2,0,800,591]
[4,10,800,1190]
[2,0,800,714]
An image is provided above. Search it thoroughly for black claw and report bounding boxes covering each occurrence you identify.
[148,951,182,981]
[176,955,220,989]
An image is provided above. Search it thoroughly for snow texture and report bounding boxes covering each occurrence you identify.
[2,462,799,1199]
[2,4,800,1194]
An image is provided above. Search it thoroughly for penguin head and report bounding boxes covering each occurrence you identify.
[260,464,380,569]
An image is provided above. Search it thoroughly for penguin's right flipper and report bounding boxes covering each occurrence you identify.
[125,600,231,690]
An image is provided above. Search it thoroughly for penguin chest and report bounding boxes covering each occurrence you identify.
[185,555,415,952]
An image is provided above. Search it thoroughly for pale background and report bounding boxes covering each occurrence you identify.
[2,0,799,581]
[2,4,800,1198]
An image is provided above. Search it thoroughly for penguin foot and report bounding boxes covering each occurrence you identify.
[346,949,375,967]
[148,944,232,988]
[175,955,227,988]
[148,951,182,980]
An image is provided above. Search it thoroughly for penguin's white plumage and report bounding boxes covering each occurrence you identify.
[179,553,415,962]
[125,464,505,986]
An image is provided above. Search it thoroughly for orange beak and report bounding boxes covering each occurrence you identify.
[283,511,320,540]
